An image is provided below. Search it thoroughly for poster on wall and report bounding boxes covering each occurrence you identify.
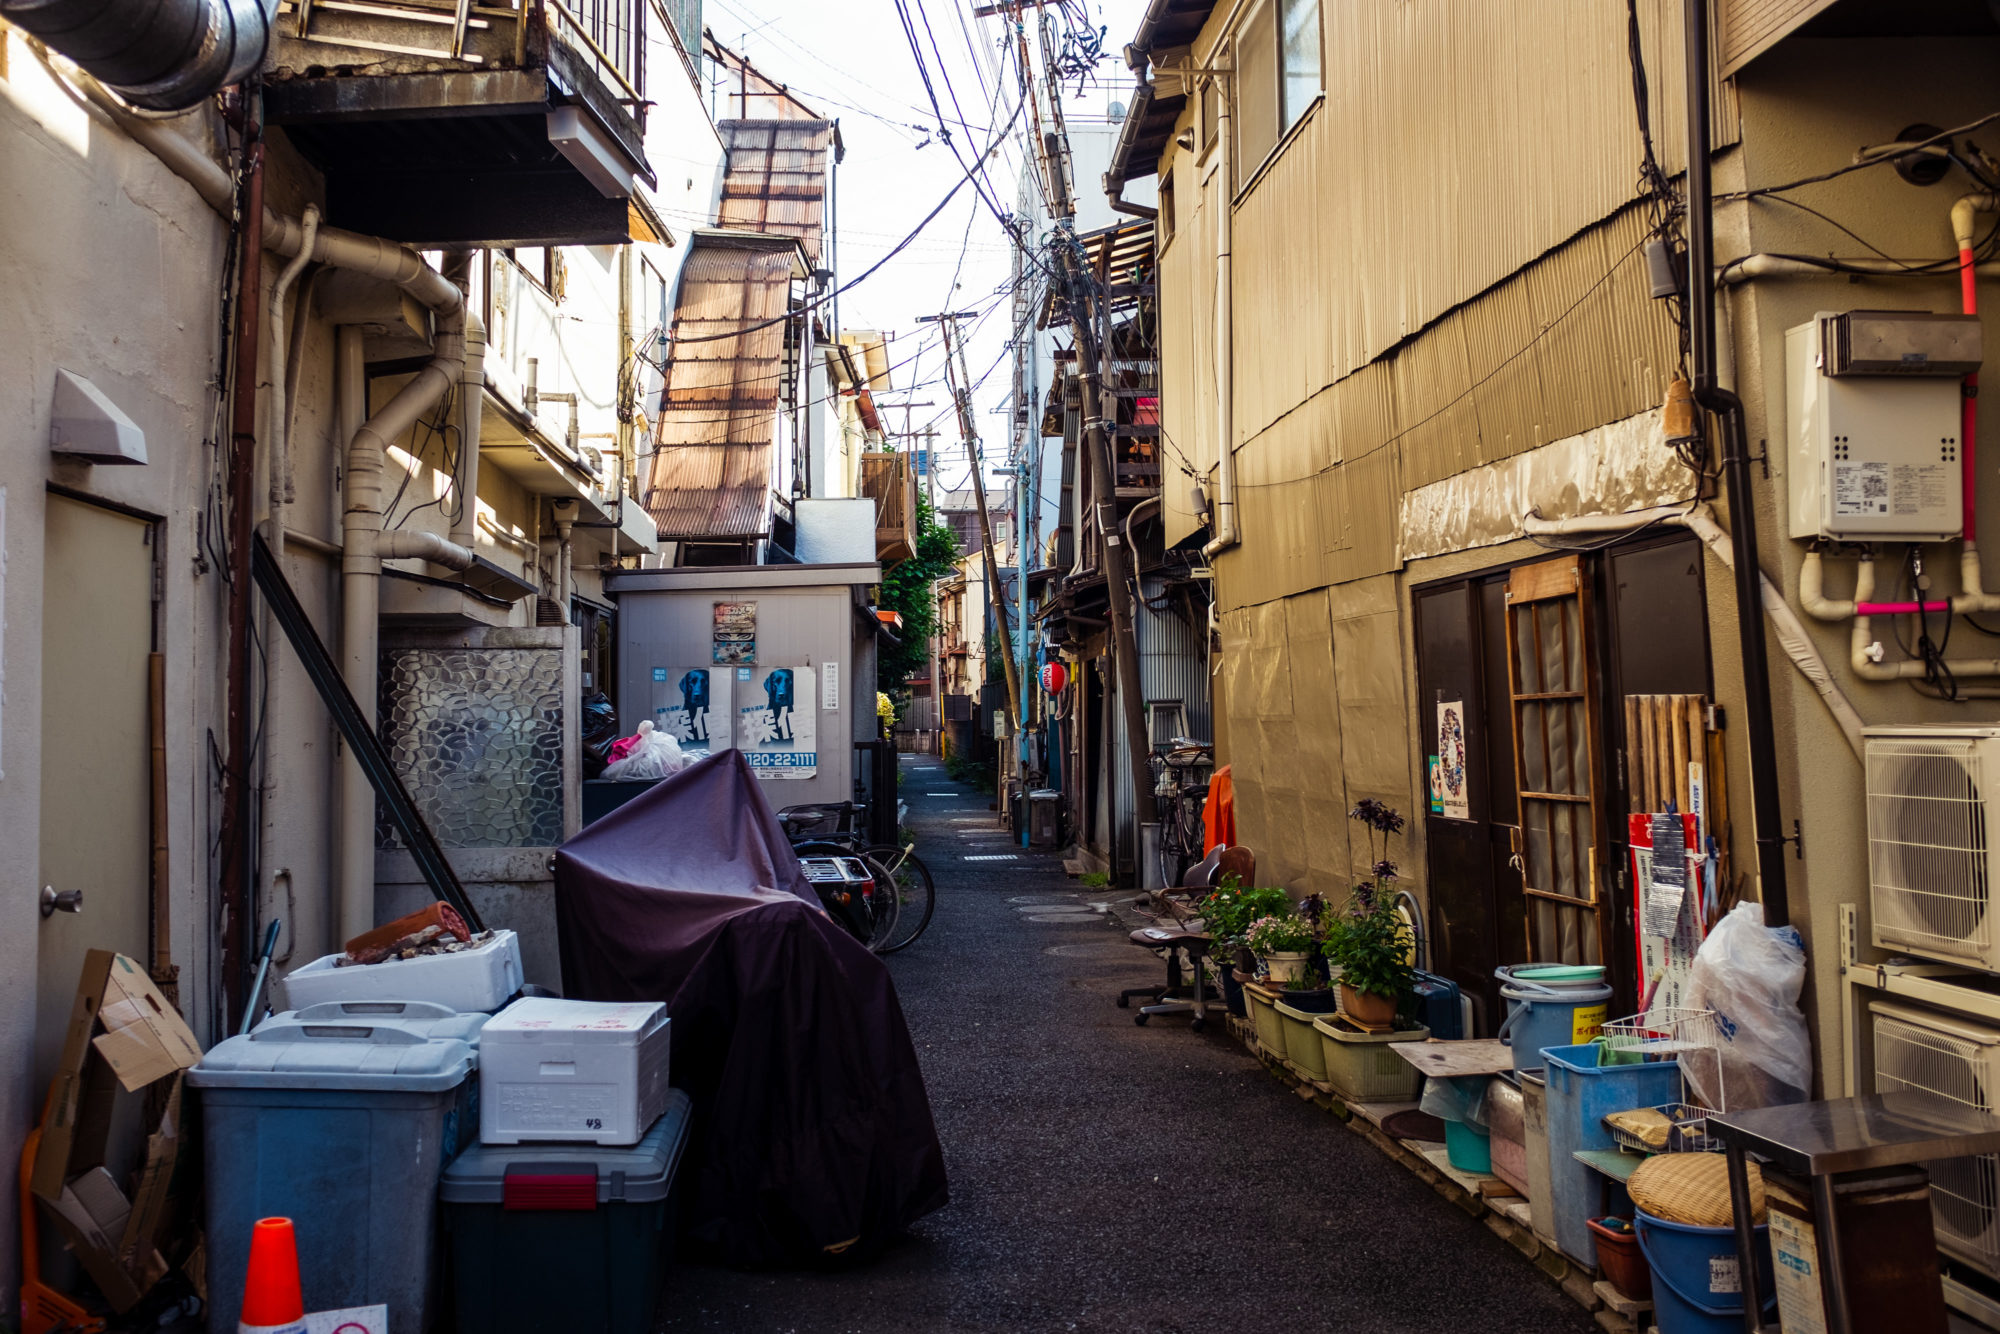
[712,600,757,665]
[652,666,731,751]
[1434,700,1470,820]
[737,665,817,778]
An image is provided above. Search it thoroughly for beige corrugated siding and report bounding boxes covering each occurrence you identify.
[717,120,833,262]
[1159,0,1733,570]
[644,236,796,538]
[1717,0,1838,74]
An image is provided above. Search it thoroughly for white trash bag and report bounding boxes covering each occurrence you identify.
[600,719,688,782]
[1682,902,1811,1110]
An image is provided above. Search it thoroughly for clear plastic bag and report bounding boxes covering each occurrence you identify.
[1682,902,1811,1110]
[1420,1073,1492,1130]
[600,720,688,782]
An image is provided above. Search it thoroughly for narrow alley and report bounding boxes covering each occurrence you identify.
[658,757,1597,1334]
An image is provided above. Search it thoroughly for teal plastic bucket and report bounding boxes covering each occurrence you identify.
[1444,1118,1491,1173]
[1634,1209,1774,1334]
[1494,965,1613,1071]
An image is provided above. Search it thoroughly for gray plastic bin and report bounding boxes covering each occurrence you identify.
[188,1000,487,1333]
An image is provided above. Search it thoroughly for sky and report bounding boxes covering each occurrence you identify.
[698,0,1148,496]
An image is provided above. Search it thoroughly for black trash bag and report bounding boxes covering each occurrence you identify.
[579,690,618,780]
[554,749,948,1268]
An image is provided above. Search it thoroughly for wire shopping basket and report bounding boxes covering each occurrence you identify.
[1598,1007,1726,1154]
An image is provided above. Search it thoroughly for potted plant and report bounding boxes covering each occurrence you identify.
[1323,801,1415,1028]
[1246,914,1316,984]
[1196,880,1291,1017]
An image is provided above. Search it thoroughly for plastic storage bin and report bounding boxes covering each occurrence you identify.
[1273,998,1334,1082]
[1635,1208,1773,1334]
[189,1000,488,1333]
[1312,1015,1427,1102]
[277,928,524,1014]
[441,1091,693,1334]
[1541,1042,1681,1267]
[481,997,671,1145]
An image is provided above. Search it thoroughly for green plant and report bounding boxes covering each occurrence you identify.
[1197,879,1291,945]
[1245,914,1315,955]
[1322,800,1415,1003]
[1078,870,1110,889]
[877,492,960,695]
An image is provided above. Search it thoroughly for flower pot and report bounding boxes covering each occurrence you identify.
[1312,1014,1429,1103]
[1242,981,1287,1056]
[1273,998,1334,1082]
[1219,965,1247,1018]
[1339,984,1398,1028]
[1262,951,1310,983]
[1275,987,1338,1013]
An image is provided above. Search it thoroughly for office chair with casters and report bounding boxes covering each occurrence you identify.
[1118,845,1256,1031]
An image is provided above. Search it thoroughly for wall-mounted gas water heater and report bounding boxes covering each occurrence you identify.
[1786,309,1981,543]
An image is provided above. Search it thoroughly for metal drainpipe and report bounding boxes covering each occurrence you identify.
[1201,72,1237,563]
[217,102,264,1019]
[1685,0,1789,928]
[335,327,375,944]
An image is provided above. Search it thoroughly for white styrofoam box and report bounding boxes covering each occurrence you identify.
[479,997,672,1146]
[275,929,524,1015]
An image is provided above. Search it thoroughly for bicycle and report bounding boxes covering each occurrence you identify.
[779,802,937,954]
[1151,738,1214,888]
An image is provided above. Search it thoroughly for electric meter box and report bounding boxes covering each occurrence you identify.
[1786,310,1975,542]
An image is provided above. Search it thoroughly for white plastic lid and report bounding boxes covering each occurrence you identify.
[484,997,668,1039]
[188,1001,487,1091]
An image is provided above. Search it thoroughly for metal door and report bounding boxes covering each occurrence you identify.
[35,493,157,1090]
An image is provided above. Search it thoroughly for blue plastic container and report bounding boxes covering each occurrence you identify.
[1542,1042,1681,1267]
[189,1000,486,1334]
[1495,965,1613,1071]
[1444,1118,1492,1173]
[1635,1209,1774,1334]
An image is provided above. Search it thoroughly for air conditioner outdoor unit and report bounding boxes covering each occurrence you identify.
[1871,1000,2000,1277]
[1866,726,2000,971]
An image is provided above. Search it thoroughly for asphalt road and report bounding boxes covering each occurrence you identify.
[656,757,1596,1334]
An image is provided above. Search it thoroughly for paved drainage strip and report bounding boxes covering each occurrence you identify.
[962,853,1019,861]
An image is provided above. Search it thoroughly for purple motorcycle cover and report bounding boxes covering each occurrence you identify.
[554,748,947,1266]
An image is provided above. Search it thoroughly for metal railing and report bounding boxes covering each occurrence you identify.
[544,0,642,103]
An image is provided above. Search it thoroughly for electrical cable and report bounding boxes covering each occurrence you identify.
[1720,111,2000,202]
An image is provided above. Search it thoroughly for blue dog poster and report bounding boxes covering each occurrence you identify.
[737,665,816,778]
[653,666,730,751]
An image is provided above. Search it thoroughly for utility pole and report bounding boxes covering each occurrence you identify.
[1009,9,1157,864]
[923,310,1022,727]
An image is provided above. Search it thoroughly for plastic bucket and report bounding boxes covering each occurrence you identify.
[1634,1209,1775,1334]
[1494,965,1612,1071]
[1444,1118,1491,1173]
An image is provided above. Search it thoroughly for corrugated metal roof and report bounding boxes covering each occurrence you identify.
[643,233,798,539]
[717,119,833,262]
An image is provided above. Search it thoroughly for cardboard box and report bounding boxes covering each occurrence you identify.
[32,951,201,1313]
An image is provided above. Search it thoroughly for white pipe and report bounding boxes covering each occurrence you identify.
[1520,504,1867,757]
[1201,68,1237,563]
[1952,193,2000,253]
[335,329,375,943]
[451,309,488,550]
[376,531,477,569]
[266,205,321,549]
[1718,252,2000,285]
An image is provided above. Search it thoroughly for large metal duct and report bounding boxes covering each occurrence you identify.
[0,0,273,110]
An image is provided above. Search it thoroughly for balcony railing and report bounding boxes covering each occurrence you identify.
[860,450,918,567]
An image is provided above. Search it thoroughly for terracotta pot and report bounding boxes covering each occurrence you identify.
[1340,984,1398,1027]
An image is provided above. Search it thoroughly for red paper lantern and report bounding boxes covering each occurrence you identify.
[1039,661,1068,695]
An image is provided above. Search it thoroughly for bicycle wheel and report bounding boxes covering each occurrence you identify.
[866,845,935,953]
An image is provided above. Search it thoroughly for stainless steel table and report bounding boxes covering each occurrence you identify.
[1705,1093,2000,1334]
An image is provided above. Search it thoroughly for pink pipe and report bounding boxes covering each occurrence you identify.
[1858,600,1953,615]
[1964,246,1979,544]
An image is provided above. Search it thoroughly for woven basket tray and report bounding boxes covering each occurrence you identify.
[1629,1152,1767,1227]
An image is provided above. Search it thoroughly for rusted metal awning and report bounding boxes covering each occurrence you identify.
[643,231,804,539]
[717,119,834,262]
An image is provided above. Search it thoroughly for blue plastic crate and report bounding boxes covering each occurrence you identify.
[1542,1042,1682,1268]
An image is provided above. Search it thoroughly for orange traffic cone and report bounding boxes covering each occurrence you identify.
[238,1217,308,1333]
